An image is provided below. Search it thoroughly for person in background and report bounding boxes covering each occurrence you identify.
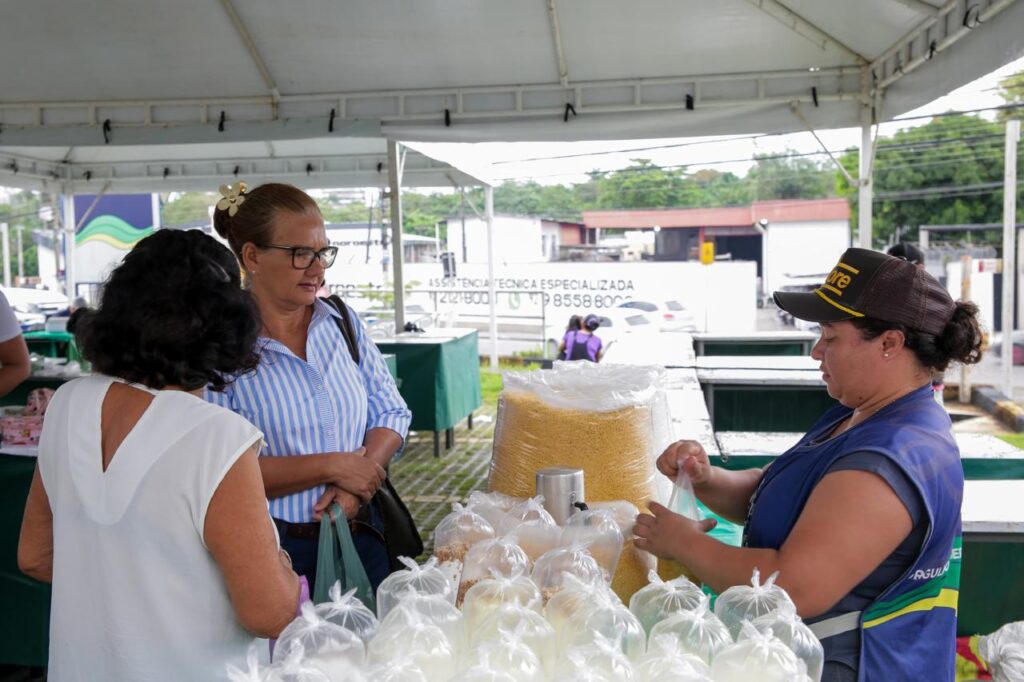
[565,313,605,362]
[556,314,583,360]
[208,181,411,594]
[65,297,90,335]
[18,229,301,681]
[888,242,945,405]
[0,290,31,397]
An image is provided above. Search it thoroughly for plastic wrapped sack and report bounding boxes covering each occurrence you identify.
[227,642,275,682]
[363,658,429,682]
[648,598,732,666]
[467,490,522,531]
[979,621,1024,682]
[379,589,466,653]
[566,602,647,662]
[314,582,378,645]
[275,602,365,677]
[544,572,620,650]
[561,508,625,579]
[553,633,634,681]
[489,363,672,601]
[531,544,605,603]
[710,621,802,682]
[432,503,496,564]
[634,635,711,682]
[458,537,531,605]
[368,619,455,682]
[473,603,557,675]
[462,571,543,631]
[714,568,795,639]
[750,604,824,682]
[629,570,707,636]
[377,556,454,619]
[468,627,545,682]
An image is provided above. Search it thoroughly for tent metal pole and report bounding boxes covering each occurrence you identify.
[858,77,873,249]
[1001,120,1020,398]
[61,186,76,299]
[485,185,498,369]
[387,140,406,334]
[0,224,9,288]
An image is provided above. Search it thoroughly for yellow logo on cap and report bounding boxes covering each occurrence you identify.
[816,261,865,316]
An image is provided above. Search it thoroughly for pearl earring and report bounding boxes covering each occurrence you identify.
[884,353,890,358]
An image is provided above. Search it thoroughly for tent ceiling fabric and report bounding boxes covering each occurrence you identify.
[0,0,1022,189]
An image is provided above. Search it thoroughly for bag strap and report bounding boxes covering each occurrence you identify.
[324,295,360,365]
[807,610,862,639]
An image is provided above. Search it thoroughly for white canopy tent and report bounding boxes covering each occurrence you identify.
[2,0,1023,362]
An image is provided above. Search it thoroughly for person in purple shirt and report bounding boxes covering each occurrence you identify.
[563,314,605,362]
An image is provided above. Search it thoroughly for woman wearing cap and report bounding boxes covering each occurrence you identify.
[207,182,411,593]
[634,248,983,682]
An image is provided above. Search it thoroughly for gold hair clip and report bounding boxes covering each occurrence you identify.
[216,181,248,217]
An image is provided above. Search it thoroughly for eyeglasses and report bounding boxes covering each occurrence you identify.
[260,244,338,269]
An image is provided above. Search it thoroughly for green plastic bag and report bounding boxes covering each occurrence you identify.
[312,503,376,613]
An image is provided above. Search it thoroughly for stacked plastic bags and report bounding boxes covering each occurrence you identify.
[232,564,826,681]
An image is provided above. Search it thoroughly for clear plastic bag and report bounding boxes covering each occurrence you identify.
[544,572,620,650]
[467,490,522,531]
[458,537,531,605]
[566,602,647,662]
[629,570,707,636]
[497,496,557,535]
[506,519,563,563]
[667,465,702,522]
[633,635,711,682]
[531,544,606,603]
[226,642,275,682]
[553,633,634,681]
[714,568,795,639]
[432,503,496,564]
[750,604,824,682]
[367,619,456,682]
[648,597,733,666]
[376,556,454,619]
[560,508,625,579]
[314,582,378,646]
[450,667,518,682]
[979,621,1024,682]
[275,601,366,677]
[379,589,466,653]
[709,621,802,682]
[462,571,543,632]
[269,641,344,682]
[473,603,557,675]
[363,658,429,682]
[468,627,545,682]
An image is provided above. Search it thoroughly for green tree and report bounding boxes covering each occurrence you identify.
[160,192,216,226]
[996,69,1024,122]
[0,190,48,278]
[746,152,833,200]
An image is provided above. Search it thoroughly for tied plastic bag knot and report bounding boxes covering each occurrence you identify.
[470,626,545,682]
[377,556,454,620]
[648,596,733,666]
[634,634,712,682]
[274,603,366,678]
[379,587,466,655]
[554,632,634,681]
[629,569,706,636]
[531,544,606,604]
[433,503,496,564]
[462,572,543,632]
[315,582,378,645]
[710,621,802,682]
[226,642,272,682]
[567,602,647,662]
[467,490,523,531]
[715,567,795,639]
[272,641,348,682]
[458,537,531,606]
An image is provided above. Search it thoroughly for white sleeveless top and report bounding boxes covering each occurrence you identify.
[37,375,266,681]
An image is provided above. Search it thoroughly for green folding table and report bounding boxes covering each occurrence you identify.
[374,329,482,457]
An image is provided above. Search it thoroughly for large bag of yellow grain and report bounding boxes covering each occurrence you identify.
[488,362,674,600]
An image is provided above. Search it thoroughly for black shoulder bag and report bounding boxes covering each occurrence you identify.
[324,295,424,568]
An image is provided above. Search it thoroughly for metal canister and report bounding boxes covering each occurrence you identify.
[535,467,585,525]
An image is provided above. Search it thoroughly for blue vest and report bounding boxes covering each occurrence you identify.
[744,385,963,682]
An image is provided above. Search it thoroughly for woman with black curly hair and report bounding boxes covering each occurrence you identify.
[17,229,301,681]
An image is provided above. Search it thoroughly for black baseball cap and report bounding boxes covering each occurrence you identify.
[773,247,956,336]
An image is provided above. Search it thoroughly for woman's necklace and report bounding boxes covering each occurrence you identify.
[830,391,908,439]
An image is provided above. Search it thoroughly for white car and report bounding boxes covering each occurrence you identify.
[545,308,658,358]
[617,299,698,332]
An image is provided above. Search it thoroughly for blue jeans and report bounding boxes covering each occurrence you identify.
[277,500,390,596]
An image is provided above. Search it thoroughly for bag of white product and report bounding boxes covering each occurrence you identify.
[531,544,606,604]
[565,601,647,662]
[629,569,706,636]
[469,625,545,682]
[269,641,351,682]
[462,570,543,631]
[749,603,824,682]
[378,588,466,654]
[979,621,1024,682]
[560,508,625,579]
[473,603,557,676]
[363,657,429,682]
[544,572,619,648]
[432,503,496,564]
[226,642,275,682]
[714,568,795,639]
[314,582,378,646]
[274,601,365,677]
[467,490,523,532]
[552,633,634,681]
[458,536,531,606]
[648,596,732,666]
[376,556,454,619]
[633,635,711,682]
[367,617,456,682]
[710,621,802,682]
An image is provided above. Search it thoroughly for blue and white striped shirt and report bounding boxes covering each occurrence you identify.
[205,299,411,523]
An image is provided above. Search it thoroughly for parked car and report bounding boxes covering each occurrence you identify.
[545,308,658,358]
[1,287,69,331]
[617,299,698,332]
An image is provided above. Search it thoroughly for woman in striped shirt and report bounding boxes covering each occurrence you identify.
[206,182,412,592]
